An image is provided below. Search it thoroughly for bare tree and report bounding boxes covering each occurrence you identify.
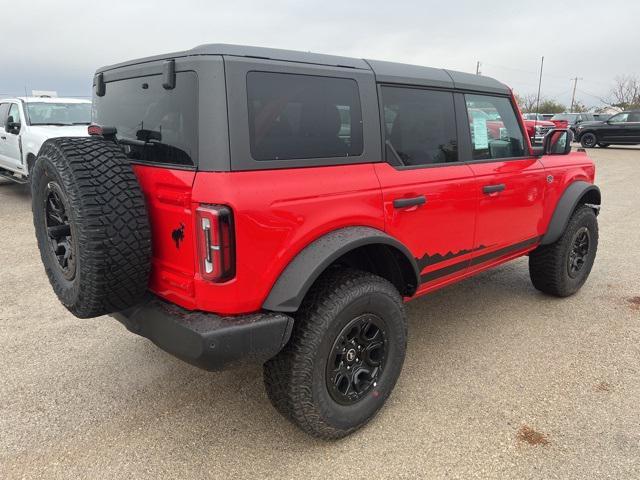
[607,75,640,110]
[514,93,540,112]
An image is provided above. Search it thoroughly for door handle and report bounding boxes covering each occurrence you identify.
[393,195,426,209]
[482,184,505,195]
[0,136,6,140]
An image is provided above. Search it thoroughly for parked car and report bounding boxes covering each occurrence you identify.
[30,44,600,439]
[574,110,640,148]
[521,116,557,144]
[550,112,596,134]
[0,97,91,183]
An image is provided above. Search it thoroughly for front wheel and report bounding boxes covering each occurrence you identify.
[263,268,407,439]
[580,132,597,148]
[529,205,598,297]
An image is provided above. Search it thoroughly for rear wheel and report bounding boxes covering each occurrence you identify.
[263,268,407,439]
[529,205,598,297]
[580,132,597,148]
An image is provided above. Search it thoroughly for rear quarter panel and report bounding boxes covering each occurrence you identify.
[190,163,384,314]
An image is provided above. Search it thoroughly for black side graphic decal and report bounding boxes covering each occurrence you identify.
[420,236,542,284]
[416,245,487,271]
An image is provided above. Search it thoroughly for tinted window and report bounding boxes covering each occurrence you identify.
[608,113,628,123]
[247,72,363,161]
[627,113,640,122]
[381,87,458,166]
[0,103,9,128]
[94,72,198,166]
[465,94,525,160]
[26,102,90,125]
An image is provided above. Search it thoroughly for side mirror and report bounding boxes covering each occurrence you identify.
[5,116,20,134]
[543,129,573,155]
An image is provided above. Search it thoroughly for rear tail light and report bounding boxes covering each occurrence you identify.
[196,205,235,282]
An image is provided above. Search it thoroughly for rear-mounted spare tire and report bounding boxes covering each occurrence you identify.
[31,137,151,319]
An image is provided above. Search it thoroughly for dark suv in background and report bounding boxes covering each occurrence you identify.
[574,111,640,148]
[551,112,596,135]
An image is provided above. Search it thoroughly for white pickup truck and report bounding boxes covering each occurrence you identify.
[0,97,90,183]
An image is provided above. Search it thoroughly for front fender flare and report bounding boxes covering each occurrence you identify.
[541,181,601,245]
[262,226,419,313]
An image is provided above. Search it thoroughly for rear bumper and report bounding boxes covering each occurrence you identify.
[111,295,293,371]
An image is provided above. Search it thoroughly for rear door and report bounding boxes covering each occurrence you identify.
[374,86,477,289]
[462,94,547,268]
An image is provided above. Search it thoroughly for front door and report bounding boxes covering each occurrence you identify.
[601,112,640,143]
[374,86,477,291]
[2,103,23,170]
[462,93,547,268]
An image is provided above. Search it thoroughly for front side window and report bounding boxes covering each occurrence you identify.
[465,94,525,160]
[94,72,198,166]
[247,71,363,161]
[608,113,629,123]
[381,86,458,166]
[8,103,21,125]
[25,102,90,126]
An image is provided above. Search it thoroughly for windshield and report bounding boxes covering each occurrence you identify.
[26,102,91,125]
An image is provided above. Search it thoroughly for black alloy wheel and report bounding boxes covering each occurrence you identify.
[326,313,387,405]
[567,227,590,279]
[44,181,76,280]
[580,133,597,148]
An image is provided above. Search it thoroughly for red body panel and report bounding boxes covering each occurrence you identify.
[134,163,383,314]
[374,162,478,287]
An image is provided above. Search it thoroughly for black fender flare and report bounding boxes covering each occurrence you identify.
[541,181,601,245]
[262,226,420,313]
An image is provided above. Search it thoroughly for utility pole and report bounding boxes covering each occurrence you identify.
[476,61,481,75]
[570,77,583,111]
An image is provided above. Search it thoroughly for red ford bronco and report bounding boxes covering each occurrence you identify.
[31,44,601,439]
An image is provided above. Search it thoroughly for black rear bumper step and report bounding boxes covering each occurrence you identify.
[112,295,293,371]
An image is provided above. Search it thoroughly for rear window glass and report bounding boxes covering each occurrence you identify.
[246,71,363,161]
[93,72,198,167]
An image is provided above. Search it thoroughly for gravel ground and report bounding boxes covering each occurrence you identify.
[1,146,639,479]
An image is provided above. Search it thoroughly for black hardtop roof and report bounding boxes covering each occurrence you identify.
[96,43,510,94]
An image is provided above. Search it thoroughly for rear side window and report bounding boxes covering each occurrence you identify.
[465,94,525,160]
[381,86,458,166]
[94,72,198,167]
[246,72,363,161]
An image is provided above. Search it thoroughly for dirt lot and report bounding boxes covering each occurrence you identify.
[1,146,639,479]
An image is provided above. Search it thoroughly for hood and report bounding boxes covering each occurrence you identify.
[27,125,90,138]
[524,119,555,127]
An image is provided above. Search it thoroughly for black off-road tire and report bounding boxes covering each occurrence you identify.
[263,268,407,439]
[580,132,597,148]
[31,137,151,318]
[529,205,598,297]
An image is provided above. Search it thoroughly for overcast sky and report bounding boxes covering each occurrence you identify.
[3,0,638,108]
